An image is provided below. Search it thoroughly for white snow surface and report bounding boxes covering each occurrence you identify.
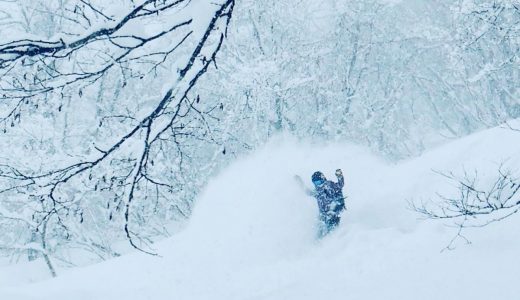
[1,122,520,300]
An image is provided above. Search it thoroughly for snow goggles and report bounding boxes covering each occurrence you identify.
[313,179,325,186]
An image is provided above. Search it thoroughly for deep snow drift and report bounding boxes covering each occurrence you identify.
[1,122,520,300]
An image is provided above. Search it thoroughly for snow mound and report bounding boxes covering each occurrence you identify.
[1,124,520,300]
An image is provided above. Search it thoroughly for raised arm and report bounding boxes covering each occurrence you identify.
[335,169,344,188]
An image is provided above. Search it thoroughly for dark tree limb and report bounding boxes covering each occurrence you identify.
[411,165,520,249]
[0,0,236,255]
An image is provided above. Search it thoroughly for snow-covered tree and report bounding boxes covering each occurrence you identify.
[196,0,519,158]
[1,0,518,276]
[0,0,235,273]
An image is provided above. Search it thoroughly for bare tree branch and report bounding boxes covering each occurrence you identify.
[411,165,520,248]
[0,0,236,255]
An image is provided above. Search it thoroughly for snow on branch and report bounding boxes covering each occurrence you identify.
[0,0,235,255]
[0,0,193,103]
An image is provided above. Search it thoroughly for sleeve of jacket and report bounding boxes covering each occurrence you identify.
[335,172,344,189]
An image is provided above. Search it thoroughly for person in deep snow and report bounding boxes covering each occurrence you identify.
[295,169,346,237]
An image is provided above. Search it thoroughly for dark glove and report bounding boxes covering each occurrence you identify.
[335,169,342,177]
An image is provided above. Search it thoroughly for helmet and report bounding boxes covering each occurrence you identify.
[311,171,325,186]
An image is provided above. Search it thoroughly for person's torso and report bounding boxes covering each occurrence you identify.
[315,181,344,214]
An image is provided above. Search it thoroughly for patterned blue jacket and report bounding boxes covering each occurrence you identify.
[312,174,345,216]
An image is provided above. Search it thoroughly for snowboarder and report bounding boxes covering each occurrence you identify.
[295,169,346,237]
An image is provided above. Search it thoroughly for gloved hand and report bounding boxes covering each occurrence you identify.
[335,169,342,177]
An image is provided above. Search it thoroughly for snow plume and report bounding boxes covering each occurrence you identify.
[1,124,520,299]
[182,136,386,266]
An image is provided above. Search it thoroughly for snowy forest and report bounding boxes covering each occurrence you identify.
[0,0,519,299]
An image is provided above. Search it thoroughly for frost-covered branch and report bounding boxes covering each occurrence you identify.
[0,0,193,104]
[0,0,235,255]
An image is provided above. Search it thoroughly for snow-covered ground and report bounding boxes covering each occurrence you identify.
[1,122,520,300]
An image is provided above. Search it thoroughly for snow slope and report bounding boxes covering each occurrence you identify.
[1,122,520,300]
